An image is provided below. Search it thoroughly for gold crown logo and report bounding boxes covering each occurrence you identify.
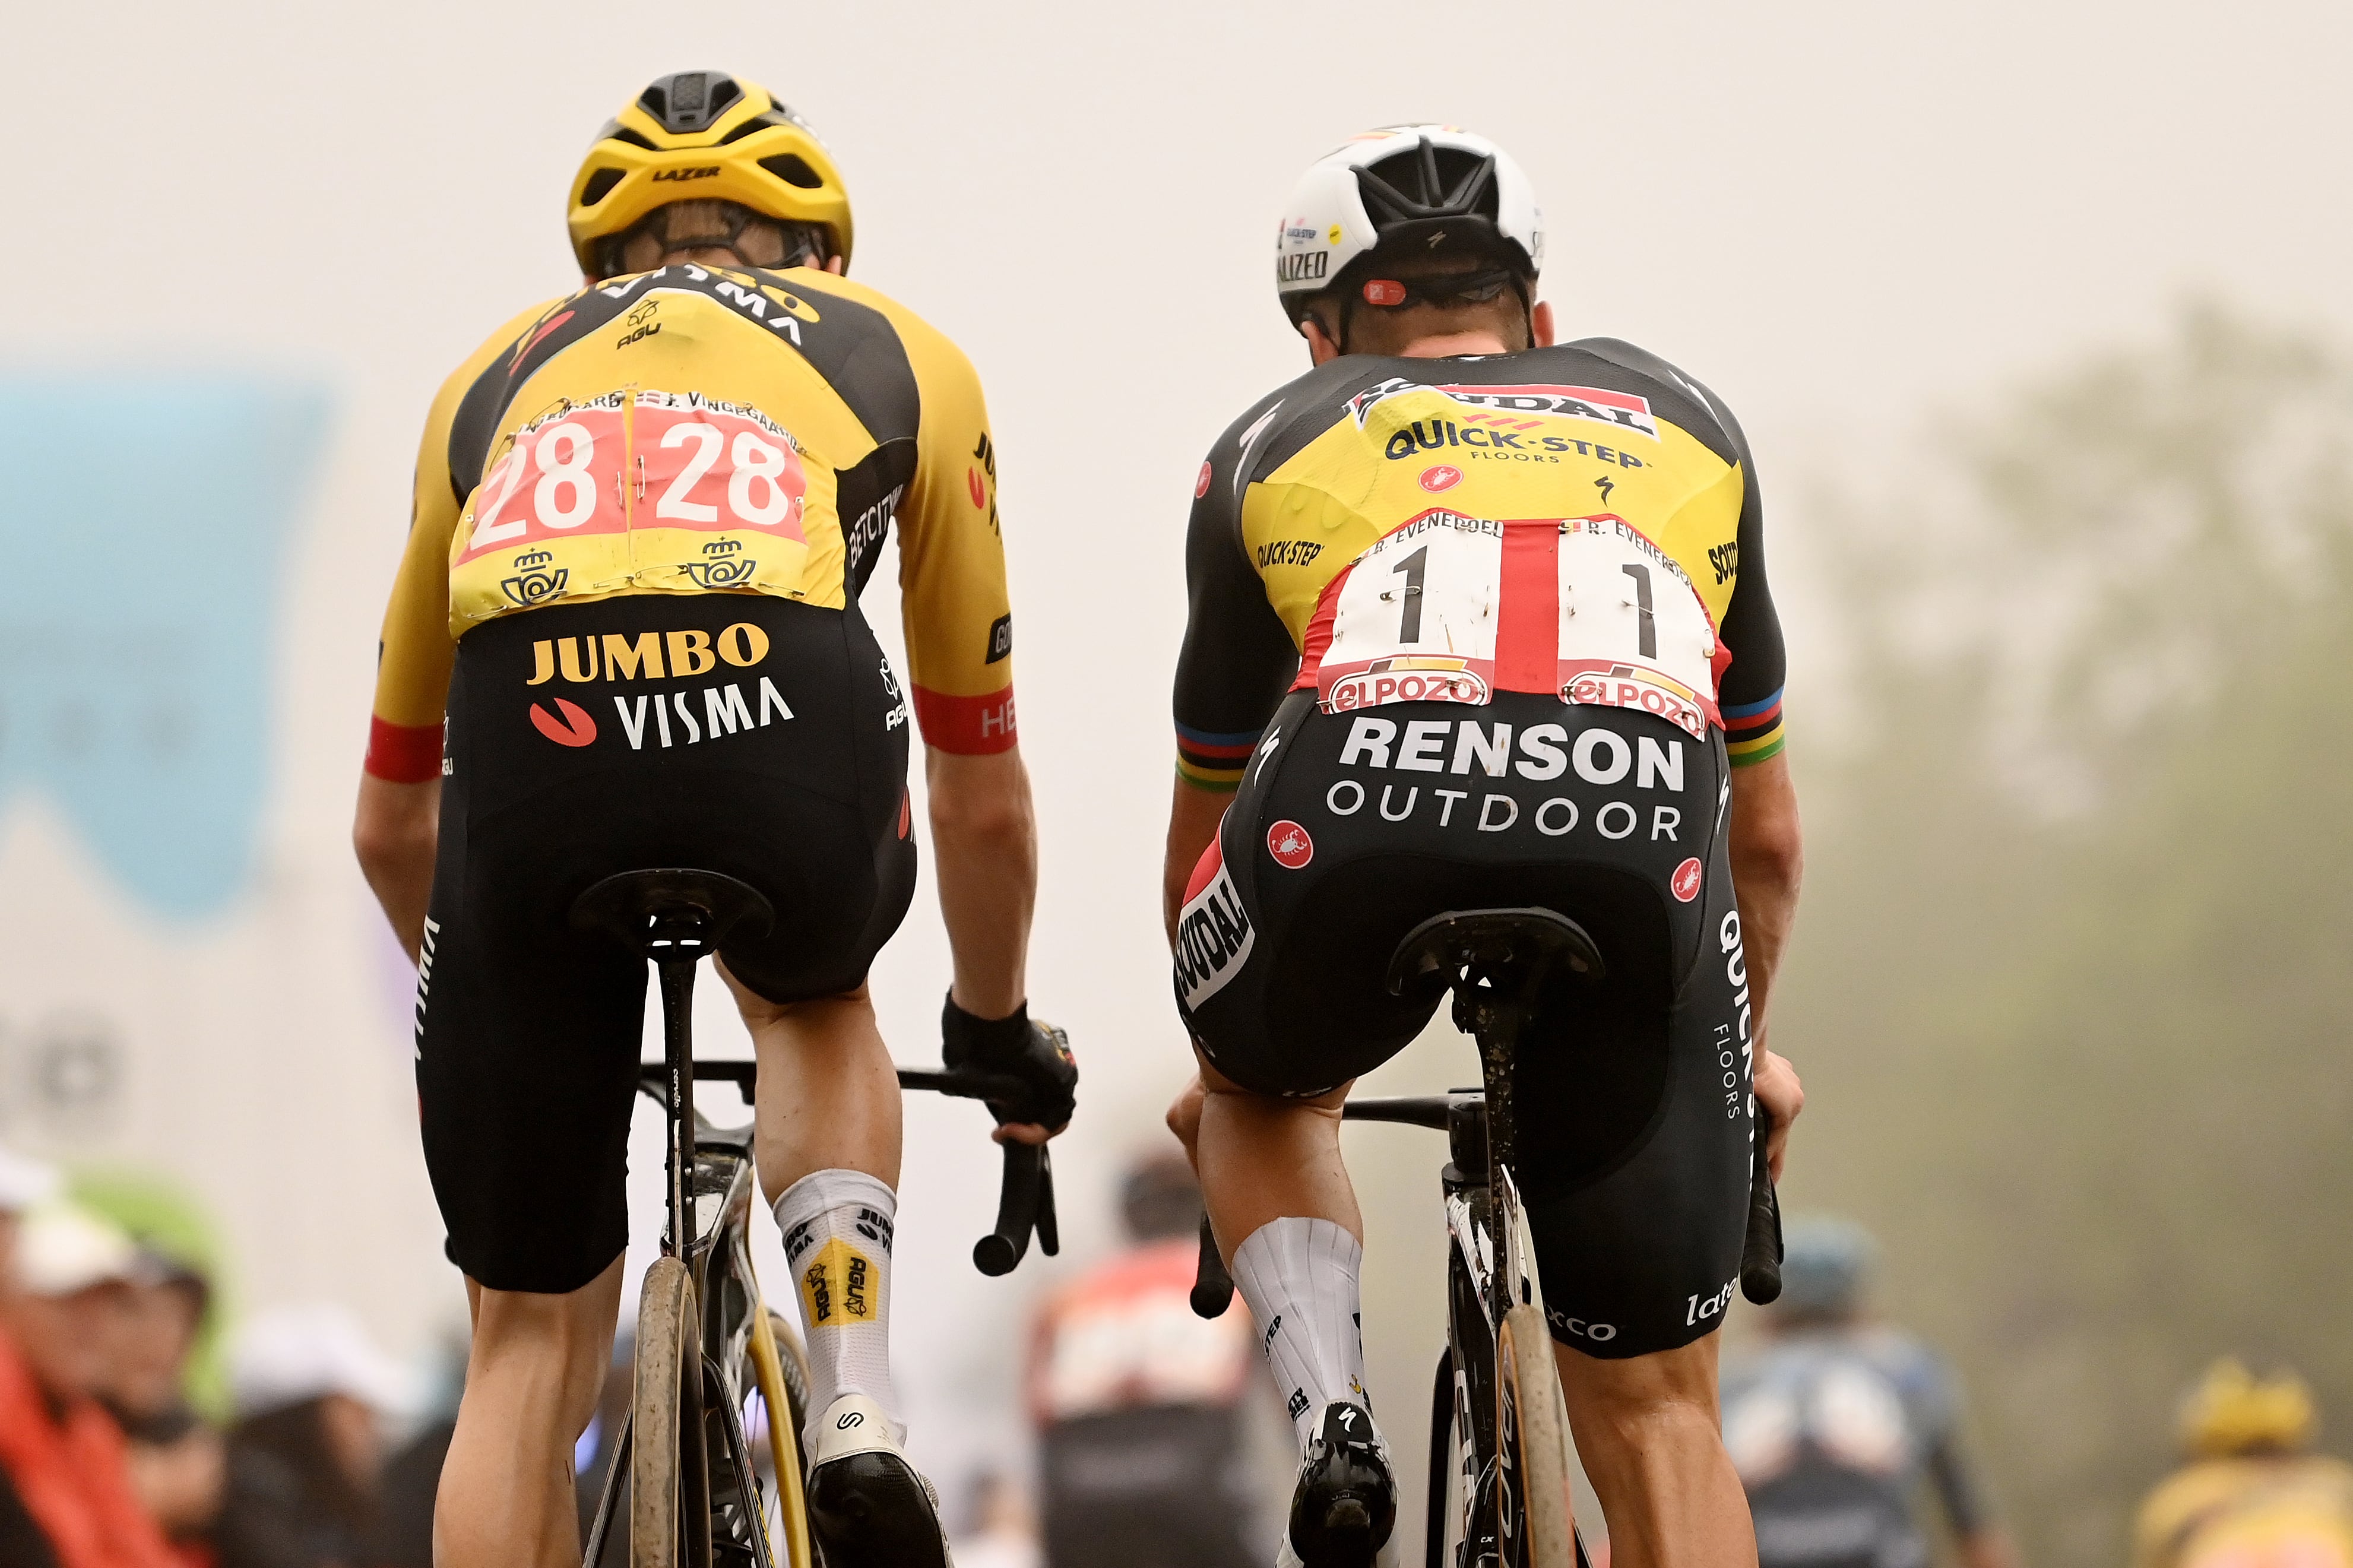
[702,540,743,556]
[515,549,556,569]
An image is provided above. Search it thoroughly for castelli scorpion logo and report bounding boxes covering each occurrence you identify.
[683,538,759,589]
[501,549,569,607]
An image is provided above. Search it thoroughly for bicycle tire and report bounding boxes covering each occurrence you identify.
[634,1256,713,1568]
[743,1309,813,1568]
[1495,1304,1576,1568]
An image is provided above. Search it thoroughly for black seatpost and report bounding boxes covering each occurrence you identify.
[1453,980,1537,1198]
[654,933,702,1258]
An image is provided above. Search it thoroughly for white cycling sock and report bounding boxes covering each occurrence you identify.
[1231,1217,1370,1450]
[771,1168,903,1446]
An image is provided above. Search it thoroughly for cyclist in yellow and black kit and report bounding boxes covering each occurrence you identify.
[352,71,1072,1568]
[1160,127,1807,1567]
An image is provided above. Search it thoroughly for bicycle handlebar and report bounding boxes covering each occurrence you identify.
[1738,1108,1783,1305]
[1185,1094,1786,1317]
[634,1061,1058,1278]
[897,1067,1060,1278]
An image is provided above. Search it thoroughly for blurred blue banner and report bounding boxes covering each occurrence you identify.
[0,376,331,920]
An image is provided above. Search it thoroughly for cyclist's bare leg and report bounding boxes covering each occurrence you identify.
[435,1255,625,1568]
[723,970,913,1446]
[718,974,902,1198]
[1171,1055,1359,1260]
[1554,1333,1755,1568]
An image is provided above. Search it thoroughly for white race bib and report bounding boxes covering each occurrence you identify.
[1314,509,1502,713]
[1312,511,1721,737]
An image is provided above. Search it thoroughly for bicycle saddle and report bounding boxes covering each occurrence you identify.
[569,867,775,959]
[1384,906,1605,1003]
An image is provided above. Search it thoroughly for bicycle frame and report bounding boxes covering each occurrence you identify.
[582,1076,796,1568]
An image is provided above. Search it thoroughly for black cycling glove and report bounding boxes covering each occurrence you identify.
[940,994,1077,1132]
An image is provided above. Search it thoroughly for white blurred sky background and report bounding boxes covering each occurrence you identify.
[3,0,2350,1499]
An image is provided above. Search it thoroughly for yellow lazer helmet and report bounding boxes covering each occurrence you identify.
[2179,1359,2319,1458]
[568,70,853,276]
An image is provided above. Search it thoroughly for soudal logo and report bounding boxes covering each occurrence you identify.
[1174,853,1255,1010]
[651,166,721,183]
[1346,376,1659,440]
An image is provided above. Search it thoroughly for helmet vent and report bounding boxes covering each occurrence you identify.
[606,125,656,152]
[638,71,743,134]
[719,110,787,146]
[758,153,823,189]
[579,167,625,208]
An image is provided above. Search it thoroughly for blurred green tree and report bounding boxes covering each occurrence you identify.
[1777,301,2353,1566]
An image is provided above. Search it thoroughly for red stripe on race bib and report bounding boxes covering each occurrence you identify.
[1492,520,1560,693]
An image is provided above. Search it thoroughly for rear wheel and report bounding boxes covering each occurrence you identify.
[634,1256,714,1568]
[743,1309,814,1568]
[1494,1304,1576,1568]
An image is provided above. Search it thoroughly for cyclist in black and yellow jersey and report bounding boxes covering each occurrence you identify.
[351,71,1073,1568]
[1161,126,1807,1567]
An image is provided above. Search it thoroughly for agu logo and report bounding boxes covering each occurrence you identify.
[529,699,598,747]
[1671,857,1703,902]
[1266,821,1315,869]
[1419,465,1461,493]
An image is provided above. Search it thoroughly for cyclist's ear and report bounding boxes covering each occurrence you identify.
[1300,312,1343,367]
[1531,299,1556,349]
[825,254,845,275]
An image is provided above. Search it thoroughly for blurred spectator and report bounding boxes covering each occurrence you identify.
[1025,1149,1265,1568]
[1719,1216,2020,1568]
[952,1467,1040,1568]
[367,1329,466,1568]
[72,1173,235,1424]
[100,1255,225,1557]
[0,1188,182,1568]
[216,1305,408,1568]
[2130,1359,2353,1568]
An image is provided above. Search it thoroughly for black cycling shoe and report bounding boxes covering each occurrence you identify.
[805,1395,953,1568]
[1280,1401,1398,1568]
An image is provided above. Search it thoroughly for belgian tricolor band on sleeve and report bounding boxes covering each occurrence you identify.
[1175,722,1261,791]
[1723,688,1785,766]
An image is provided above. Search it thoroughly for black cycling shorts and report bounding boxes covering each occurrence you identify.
[416,594,916,1294]
[1175,691,1755,1359]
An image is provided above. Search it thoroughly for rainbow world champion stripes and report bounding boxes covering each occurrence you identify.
[1722,687,1785,766]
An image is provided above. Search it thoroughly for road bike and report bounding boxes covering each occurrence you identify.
[1192,907,1782,1568]
[571,867,1060,1568]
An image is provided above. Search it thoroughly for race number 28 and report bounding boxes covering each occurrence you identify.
[459,401,808,562]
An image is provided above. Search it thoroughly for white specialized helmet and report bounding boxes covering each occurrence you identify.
[1274,125,1544,318]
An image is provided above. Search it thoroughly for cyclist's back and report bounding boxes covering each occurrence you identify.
[1027,1156,1265,1568]
[1160,125,1808,1567]
[354,71,1069,1568]
[2135,1361,2353,1568]
[1722,1326,1988,1568]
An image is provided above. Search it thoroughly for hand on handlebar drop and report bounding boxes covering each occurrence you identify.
[1755,1046,1803,1182]
[940,993,1076,1146]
